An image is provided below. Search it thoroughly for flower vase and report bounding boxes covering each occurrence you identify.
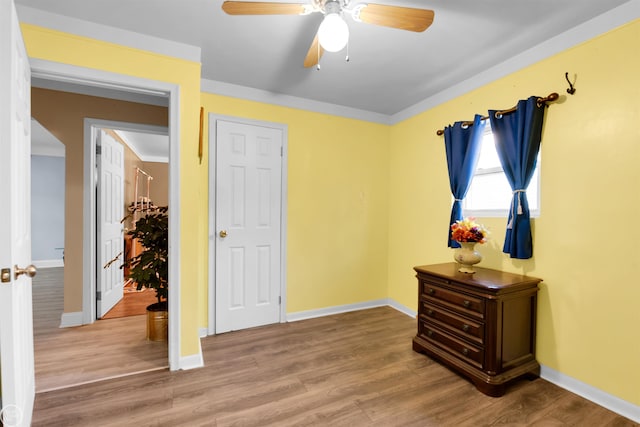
[454,241,482,273]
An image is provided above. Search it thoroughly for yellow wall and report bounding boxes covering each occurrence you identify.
[387,20,640,405]
[21,15,640,408]
[200,94,391,324]
[22,25,204,358]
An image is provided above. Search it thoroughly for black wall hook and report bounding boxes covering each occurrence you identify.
[565,72,576,95]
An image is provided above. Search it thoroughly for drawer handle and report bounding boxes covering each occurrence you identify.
[462,324,470,332]
[428,288,435,295]
[426,330,433,337]
[463,300,471,308]
[427,309,434,316]
[462,348,469,356]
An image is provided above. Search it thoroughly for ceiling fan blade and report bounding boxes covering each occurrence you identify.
[222,1,306,15]
[357,4,434,32]
[303,33,324,68]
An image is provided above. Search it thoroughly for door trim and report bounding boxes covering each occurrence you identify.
[30,58,182,370]
[207,114,288,335]
[83,119,168,322]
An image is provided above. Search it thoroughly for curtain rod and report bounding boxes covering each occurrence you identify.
[435,92,559,136]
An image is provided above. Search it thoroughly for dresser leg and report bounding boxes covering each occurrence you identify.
[523,372,539,381]
[475,381,505,397]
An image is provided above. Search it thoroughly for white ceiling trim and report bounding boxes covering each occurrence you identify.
[32,77,169,107]
[201,79,392,125]
[139,155,169,164]
[391,0,640,125]
[19,1,639,127]
[32,145,65,157]
[113,129,169,163]
[16,4,201,64]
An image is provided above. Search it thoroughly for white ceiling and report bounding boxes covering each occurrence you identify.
[115,130,169,163]
[15,0,636,117]
[31,119,65,157]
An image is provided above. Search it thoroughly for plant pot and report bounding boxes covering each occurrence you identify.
[146,302,168,341]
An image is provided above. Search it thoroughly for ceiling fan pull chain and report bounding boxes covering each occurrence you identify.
[316,39,321,70]
[346,39,350,62]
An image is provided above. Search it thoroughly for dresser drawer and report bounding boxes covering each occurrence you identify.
[421,282,485,319]
[420,300,484,346]
[419,319,483,369]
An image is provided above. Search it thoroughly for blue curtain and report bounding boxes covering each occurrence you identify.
[444,115,486,248]
[489,96,545,259]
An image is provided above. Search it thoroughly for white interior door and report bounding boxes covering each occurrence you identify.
[0,0,35,425]
[215,120,283,333]
[96,130,125,318]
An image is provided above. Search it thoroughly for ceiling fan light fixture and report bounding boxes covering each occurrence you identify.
[318,13,349,52]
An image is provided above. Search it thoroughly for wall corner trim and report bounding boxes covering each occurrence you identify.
[387,299,417,318]
[539,365,639,422]
[178,342,204,371]
[59,312,83,328]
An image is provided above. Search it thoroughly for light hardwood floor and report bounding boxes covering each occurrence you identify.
[32,267,167,393]
[32,306,636,426]
[102,286,158,319]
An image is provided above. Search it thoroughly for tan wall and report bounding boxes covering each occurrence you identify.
[31,87,168,313]
[140,162,169,208]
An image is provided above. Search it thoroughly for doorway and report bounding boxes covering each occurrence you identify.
[29,104,172,392]
[86,120,169,322]
[208,115,288,335]
[30,58,181,371]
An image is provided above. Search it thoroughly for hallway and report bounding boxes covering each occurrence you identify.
[33,267,167,392]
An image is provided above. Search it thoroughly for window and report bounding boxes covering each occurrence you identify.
[463,123,540,218]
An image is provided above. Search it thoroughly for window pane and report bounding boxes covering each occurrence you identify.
[462,124,540,217]
[476,132,501,170]
[466,173,512,210]
[465,166,539,212]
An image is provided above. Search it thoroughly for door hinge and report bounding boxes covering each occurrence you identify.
[96,291,102,301]
[278,296,281,305]
[1,268,10,283]
[96,145,102,155]
[280,146,283,157]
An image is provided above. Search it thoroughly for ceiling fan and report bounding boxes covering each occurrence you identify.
[221,0,434,68]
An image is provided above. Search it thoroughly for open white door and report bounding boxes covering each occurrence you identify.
[0,0,36,425]
[96,130,125,318]
[215,119,283,333]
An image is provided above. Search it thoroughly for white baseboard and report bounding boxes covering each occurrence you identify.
[198,327,208,338]
[387,299,417,318]
[178,341,204,371]
[59,311,83,328]
[286,298,390,322]
[33,259,64,269]
[540,365,640,423]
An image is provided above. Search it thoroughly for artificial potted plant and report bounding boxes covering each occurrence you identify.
[126,206,169,341]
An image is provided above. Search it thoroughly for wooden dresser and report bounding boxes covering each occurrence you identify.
[412,263,541,397]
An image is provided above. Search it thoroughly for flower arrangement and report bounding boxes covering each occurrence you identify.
[451,217,488,243]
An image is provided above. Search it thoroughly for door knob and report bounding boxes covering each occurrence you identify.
[14,264,37,280]
[219,230,228,238]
